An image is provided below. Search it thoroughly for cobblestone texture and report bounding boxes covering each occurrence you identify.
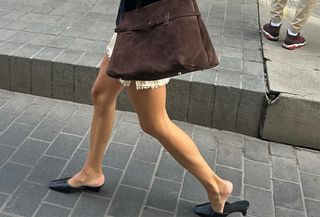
[0,90,319,217]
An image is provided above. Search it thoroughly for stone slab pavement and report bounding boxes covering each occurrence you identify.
[0,89,320,217]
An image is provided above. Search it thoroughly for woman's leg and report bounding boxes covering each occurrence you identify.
[126,83,233,213]
[68,55,124,187]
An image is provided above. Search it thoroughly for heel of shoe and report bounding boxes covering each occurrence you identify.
[241,209,248,216]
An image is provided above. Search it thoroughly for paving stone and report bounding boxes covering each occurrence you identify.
[243,48,263,63]
[32,96,57,108]
[79,132,90,149]
[4,181,48,217]
[176,199,199,217]
[166,79,190,121]
[305,199,320,217]
[0,162,31,194]
[244,159,271,189]
[69,38,94,51]
[17,12,43,23]
[146,178,181,212]
[0,144,15,167]
[2,93,36,113]
[236,89,265,137]
[222,36,242,49]
[103,142,133,170]
[180,171,207,202]
[297,149,320,175]
[0,29,17,40]
[0,110,19,131]
[30,118,65,142]
[46,133,82,159]
[122,158,155,189]
[273,179,304,211]
[0,193,8,207]
[47,101,79,121]
[156,151,184,183]
[76,104,94,117]
[188,82,215,127]
[108,185,146,217]
[63,149,87,175]
[275,207,305,217]
[193,126,218,150]
[300,172,320,201]
[28,34,57,46]
[244,185,274,217]
[212,86,241,132]
[142,206,175,217]
[244,137,270,163]
[271,156,299,182]
[10,138,50,166]
[0,89,14,99]
[132,133,162,163]
[7,31,37,43]
[88,40,108,53]
[62,114,91,136]
[24,23,65,35]
[27,155,67,185]
[217,70,241,88]
[217,143,243,169]
[243,60,264,76]
[219,57,242,72]
[270,142,296,159]
[45,190,81,209]
[199,147,216,169]
[218,131,244,147]
[4,20,30,31]
[216,165,242,196]
[16,105,50,126]
[112,121,141,146]
[34,203,70,217]
[48,36,76,49]
[0,122,34,147]
[71,193,109,217]
[121,112,139,124]
[221,46,242,59]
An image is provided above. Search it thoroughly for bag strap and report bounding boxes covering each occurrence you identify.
[115,12,201,33]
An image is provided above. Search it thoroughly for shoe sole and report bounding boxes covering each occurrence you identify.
[282,41,306,50]
[261,29,279,41]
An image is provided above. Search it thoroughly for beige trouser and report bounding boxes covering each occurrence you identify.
[270,0,317,33]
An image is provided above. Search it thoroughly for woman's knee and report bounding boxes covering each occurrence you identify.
[139,117,170,138]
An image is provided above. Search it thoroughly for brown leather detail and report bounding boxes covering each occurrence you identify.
[107,0,219,81]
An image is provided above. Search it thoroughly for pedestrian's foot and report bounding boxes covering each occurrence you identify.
[261,22,281,41]
[283,31,306,50]
[67,168,105,188]
[207,180,233,213]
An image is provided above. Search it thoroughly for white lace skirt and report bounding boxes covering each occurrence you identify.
[106,33,171,90]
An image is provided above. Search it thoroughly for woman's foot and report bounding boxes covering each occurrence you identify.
[207,179,233,213]
[67,167,105,188]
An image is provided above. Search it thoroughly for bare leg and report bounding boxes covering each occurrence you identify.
[68,55,124,187]
[126,83,233,213]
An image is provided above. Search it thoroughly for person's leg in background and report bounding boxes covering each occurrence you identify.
[262,0,287,40]
[283,0,317,49]
[126,82,233,213]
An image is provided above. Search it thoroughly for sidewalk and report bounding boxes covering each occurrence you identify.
[259,1,320,149]
[1,90,320,217]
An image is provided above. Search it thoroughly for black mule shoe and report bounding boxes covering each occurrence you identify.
[193,200,250,217]
[49,177,104,193]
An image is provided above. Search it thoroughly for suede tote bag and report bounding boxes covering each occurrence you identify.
[106,0,219,81]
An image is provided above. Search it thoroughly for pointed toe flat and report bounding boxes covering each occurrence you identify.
[49,177,104,194]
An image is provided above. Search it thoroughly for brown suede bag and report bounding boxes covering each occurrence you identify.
[106,0,219,81]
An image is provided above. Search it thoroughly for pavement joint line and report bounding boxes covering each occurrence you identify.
[119,183,148,193]
[109,140,140,148]
[42,153,70,161]
[130,157,157,166]
[104,132,143,217]
[243,183,272,192]
[304,197,320,203]
[144,205,175,214]
[0,210,23,217]
[101,165,123,172]
[173,160,187,217]
[39,201,72,211]
[152,176,183,185]
[215,163,243,172]
[271,176,302,185]
[243,156,271,165]
[24,136,51,144]
[244,156,271,165]
[269,150,277,217]
[240,146,245,199]
[274,205,306,214]
[55,131,84,139]
[299,170,320,178]
[6,160,33,169]
[137,138,164,217]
